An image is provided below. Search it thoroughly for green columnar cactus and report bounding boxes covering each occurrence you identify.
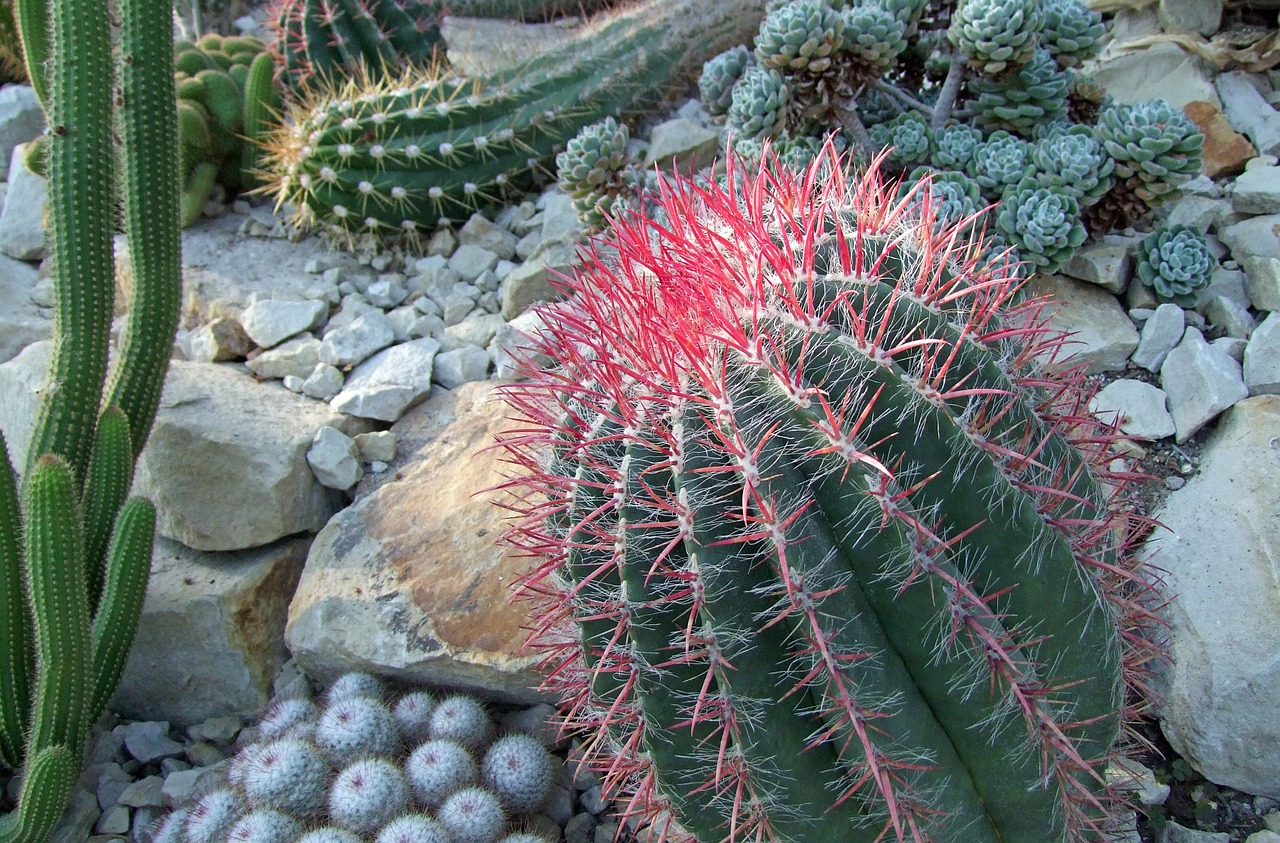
[498,142,1161,843]
[435,0,613,19]
[270,0,447,91]
[265,0,768,234]
[0,0,179,839]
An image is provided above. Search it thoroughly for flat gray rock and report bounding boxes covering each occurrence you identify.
[644,117,720,174]
[240,298,327,349]
[1059,234,1139,294]
[307,425,362,491]
[1090,379,1175,440]
[1216,71,1280,156]
[1160,327,1249,442]
[433,345,491,389]
[1132,303,1185,372]
[0,251,48,363]
[245,335,321,380]
[1244,311,1280,395]
[1231,162,1280,215]
[0,85,44,170]
[1157,0,1221,35]
[330,337,440,422]
[0,142,46,260]
[1091,41,1218,111]
[1030,274,1139,373]
[320,310,396,368]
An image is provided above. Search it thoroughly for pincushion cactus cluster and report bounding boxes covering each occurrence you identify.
[498,141,1164,843]
[1136,224,1215,306]
[152,673,556,843]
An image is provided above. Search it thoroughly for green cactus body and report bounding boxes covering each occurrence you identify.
[266,0,768,233]
[499,143,1161,843]
[0,436,29,773]
[271,0,446,91]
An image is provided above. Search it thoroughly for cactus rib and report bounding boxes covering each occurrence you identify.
[0,435,30,772]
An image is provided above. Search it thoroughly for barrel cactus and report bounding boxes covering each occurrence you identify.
[269,0,446,91]
[949,0,1044,76]
[1136,224,1215,306]
[498,142,1162,843]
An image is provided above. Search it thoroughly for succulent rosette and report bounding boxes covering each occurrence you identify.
[1136,224,1215,306]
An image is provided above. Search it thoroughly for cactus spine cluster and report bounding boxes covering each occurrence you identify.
[498,143,1164,843]
[263,0,767,234]
[0,0,179,837]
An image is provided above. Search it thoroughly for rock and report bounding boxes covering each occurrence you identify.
[491,309,552,380]
[1245,312,1280,395]
[121,722,185,764]
[245,335,322,380]
[500,237,581,320]
[1203,295,1255,339]
[539,191,584,245]
[448,243,500,282]
[1243,257,1280,313]
[185,317,252,363]
[1108,759,1170,808]
[319,310,396,368]
[0,251,49,363]
[1091,42,1218,112]
[458,214,519,261]
[1059,234,1138,293]
[1162,823,1229,843]
[50,790,101,843]
[1132,303,1186,372]
[307,426,363,491]
[0,339,51,472]
[287,382,546,704]
[643,118,720,174]
[1090,380,1175,440]
[113,536,308,725]
[433,345,490,388]
[133,362,353,551]
[161,769,205,809]
[1247,832,1280,843]
[117,775,166,808]
[0,85,44,169]
[94,806,131,836]
[427,226,458,258]
[442,289,476,326]
[1184,100,1257,179]
[331,337,441,422]
[1232,163,1280,215]
[1160,327,1249,442]
[352,431,395,464]
[302,362,345,400]
[1216,215,1280,311]
[1149,396,1280,797]
[0,142,46,260]
[240,298,327,349]
[1030,275,1139,373]
[1195,267,1250,313]
[1216,71,1280,156]
[1157,0,1221,36]
[445,312,506,349]
[1165,194,1231,232]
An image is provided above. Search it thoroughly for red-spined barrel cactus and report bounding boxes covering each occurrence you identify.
[497,142,1165,843]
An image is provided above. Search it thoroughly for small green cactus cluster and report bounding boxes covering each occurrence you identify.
[685,0,1202,275]
[555,117,637,232]
[152,673,557,843]
[269,0,447,93]
[175,33,281,226]
[1136,224,1215,306]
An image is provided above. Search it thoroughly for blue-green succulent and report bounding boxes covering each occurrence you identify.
[1029,124,1114,209]
[949,0,1044,76]
[1041,0,1106,69]
[1089,98,1204,229]
[700,45,754,118]
[968,130,1032,199]
[837,2,908,80]
[869,110,933,167]
[754,0,845,74]
[996,180,1087,273]
[1136,224,1215,306]
[932,122,985,171]
[727,63,790,140]
[968,47,1070,136]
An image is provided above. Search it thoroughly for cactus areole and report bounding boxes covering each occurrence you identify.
[497,143,1164,843]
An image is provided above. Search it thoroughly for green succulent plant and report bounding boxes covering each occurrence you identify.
[949,0,1044,76]
[556,117,634,232]
[1041,0,1105,69]
[837,2,908,81]
[700,45,754,119]
[1029,124,1114,209]
[932,122,985,170]
[853,85,901,128]
[1136,224,1215,307]
[728,63,791,141]
[968,46,1069,136]
[754,0,845,75]
[997,180,1087,273]
[869,110,932,167]
[968,129,1032,199]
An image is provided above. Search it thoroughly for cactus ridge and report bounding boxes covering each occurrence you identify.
[498,142,1165,843]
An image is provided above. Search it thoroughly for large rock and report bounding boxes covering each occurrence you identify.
[1149,396,1280,797]
[0,340,52,471]
[287,381,546,703]
[133,362,359,551]
[1090,42,1218,112]
[1216,71,1280,157]
[0,85,44,170]
[112,537,309,725]
[0,142,46,261]
[0,252,49,363]
[1029,274,1139,373]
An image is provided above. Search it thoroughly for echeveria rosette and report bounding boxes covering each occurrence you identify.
[932,122,985,171]
[968,48,1070,137]
[727,63,790,140]
[1136,225,1215,306]
[879,0,928,37]
[1030,126,1115,209]
[836,2,908,81]
[968,130,1032,200]
[868,110,932,168]
[557,117,634,233]
[700,45,754,119]
[1041,0,1105,69]
[949,0,1044,76]
[902,166,988,243]
[997,180,1087,274]
[754,0,846,74]
[853,86,901,128]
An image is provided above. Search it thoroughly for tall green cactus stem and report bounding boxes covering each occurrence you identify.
[264,0,767,233]
[0,0,179,836]
[498,143,1164,843]
[8,0,42,103]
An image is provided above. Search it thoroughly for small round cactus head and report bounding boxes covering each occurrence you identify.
[406,738,480,809]
[329,758,413,836]
[181,788,242,843]
[241,736,332,818]
[482,734,555,814]
[226,810,304,843]
[394,690,439,744]
[700,45,754,118]
[146,808,190,843]
[298,828,364,843]
[376,813,452,843]
[497,835,552,843]
[754,0,846,75]
[1136,224,1215,306]
[438,786,507,843]
[324,671,387,704]
[428,695,494,752]
[258,697,320,740]
[316,695,403,766]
